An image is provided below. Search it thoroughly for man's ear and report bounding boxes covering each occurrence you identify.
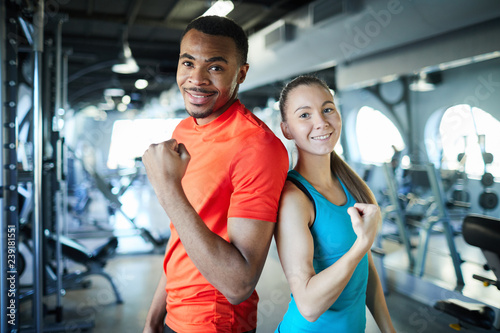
[281,122,293,140]
[237,63,250,84]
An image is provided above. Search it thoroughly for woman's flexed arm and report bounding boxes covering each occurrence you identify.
[275,184,380,322]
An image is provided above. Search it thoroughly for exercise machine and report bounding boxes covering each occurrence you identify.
[381,162,464,286]
[434,214,500,330]
[67,149,169,249]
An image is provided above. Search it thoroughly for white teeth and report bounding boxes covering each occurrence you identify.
[312,134,330,140]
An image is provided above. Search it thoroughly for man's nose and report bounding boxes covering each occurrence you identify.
[189,67,209,85]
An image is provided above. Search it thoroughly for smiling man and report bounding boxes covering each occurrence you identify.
[142,16,289,333]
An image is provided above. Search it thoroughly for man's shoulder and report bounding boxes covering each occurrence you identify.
[174,116,192,130]
[233,103,280,139]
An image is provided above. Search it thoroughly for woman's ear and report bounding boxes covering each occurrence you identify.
[281,122,293,140]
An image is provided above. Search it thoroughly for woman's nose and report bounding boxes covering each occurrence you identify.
[314,113,329,129]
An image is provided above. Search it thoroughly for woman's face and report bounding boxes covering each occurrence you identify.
[281,84,341,157]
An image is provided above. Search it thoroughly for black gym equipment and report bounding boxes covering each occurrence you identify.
[1,4,112,331]
[1,3,22,332]
[481,172,494,187]
[463,214,500,290]
[446,145,471,211]
[434,214,500,330]
[476,134,498,213]
[434,299,495,330]
[18,229,122,304]
[17,223,122,304]
[479,190,499,211]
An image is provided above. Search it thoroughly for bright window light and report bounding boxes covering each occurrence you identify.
[203,0,234,17]
[439,104,500,178]
[107,118,182,169]
[356,106,405,165]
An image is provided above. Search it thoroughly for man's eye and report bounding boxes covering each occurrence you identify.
[209,65,222,71]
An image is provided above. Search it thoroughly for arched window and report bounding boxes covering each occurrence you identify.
[356,106,405,165]
[439,105,500,178]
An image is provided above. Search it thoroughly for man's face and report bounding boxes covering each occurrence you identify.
[176,29,249,125]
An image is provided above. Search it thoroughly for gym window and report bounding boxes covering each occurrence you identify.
[439,105,500,179]
[107,118,182,169]
[356,106,405,165]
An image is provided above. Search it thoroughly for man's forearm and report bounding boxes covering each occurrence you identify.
[143,272,167,333]
[158,182,271,304]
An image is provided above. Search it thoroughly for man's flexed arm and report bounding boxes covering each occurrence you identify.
[142,139,275,305]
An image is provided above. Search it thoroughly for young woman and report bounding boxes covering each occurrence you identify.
[275,75,396,332]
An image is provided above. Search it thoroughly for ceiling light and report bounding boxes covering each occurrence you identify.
[203,0,234,17]
[135,79,148,90]
[112,58,139,74]
[122,95,131,104]
[117,103,128,112]
[112,38,140,74]
[104,88,125,97]
[409,72,435,92]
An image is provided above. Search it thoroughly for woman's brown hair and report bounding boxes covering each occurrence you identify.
[279,75,377,205]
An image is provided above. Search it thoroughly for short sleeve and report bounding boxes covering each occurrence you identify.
[228,132,289,222]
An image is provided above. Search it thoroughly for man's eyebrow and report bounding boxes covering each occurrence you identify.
[179,54,228,64]
[179,53,194,60]
[206,56,228,64]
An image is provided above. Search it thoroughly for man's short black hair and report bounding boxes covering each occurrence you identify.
[182,15,248,65]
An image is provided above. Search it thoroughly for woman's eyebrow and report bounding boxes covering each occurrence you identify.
[294,105,311,113]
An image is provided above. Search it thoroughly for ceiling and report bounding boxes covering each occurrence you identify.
[17,0,315,111]
[15,0,500,114]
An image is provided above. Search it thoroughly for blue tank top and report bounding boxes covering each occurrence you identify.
[276,170,369,333]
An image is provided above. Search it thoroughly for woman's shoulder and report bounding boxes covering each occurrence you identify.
[282,178,305,197]
[280,179,315,227]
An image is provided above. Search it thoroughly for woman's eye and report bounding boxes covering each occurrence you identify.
[299,113,310,119]
[324,108,334,114]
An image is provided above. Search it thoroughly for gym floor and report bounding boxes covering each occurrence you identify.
[18,182,499,332]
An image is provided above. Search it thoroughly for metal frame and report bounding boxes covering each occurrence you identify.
[381,162,415,268]
[381,162,465,287]
[32,2,45,331]
[414,163,464,287]
[1,2,20,331]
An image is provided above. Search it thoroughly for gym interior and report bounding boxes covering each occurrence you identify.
[1,1,500,332]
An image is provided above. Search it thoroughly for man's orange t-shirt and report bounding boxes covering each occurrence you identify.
[164,100,289,332]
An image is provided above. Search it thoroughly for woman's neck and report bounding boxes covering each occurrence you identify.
[294,151,334,188]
